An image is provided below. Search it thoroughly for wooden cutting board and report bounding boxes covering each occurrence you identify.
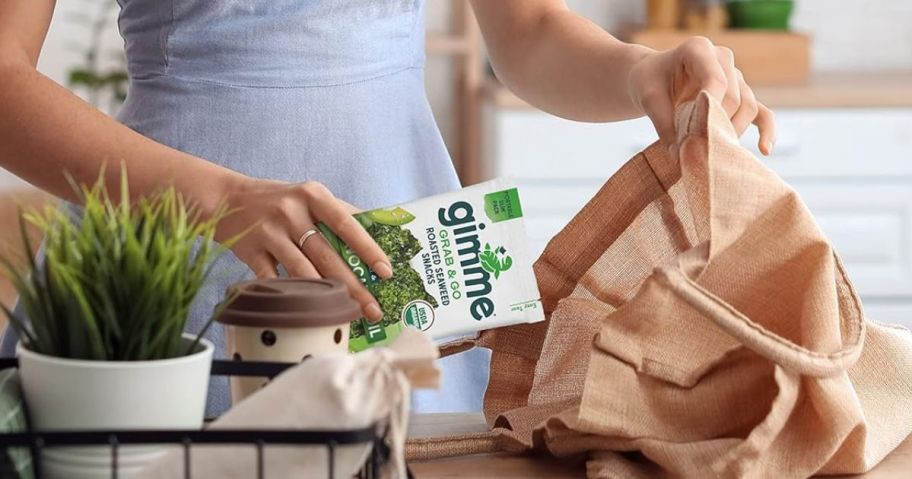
[624,29,811,86]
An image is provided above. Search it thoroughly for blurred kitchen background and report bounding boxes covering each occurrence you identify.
[1,0,911,325]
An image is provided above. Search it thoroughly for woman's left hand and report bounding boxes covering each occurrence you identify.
[627,36,776,155]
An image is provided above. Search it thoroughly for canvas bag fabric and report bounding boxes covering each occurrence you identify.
[406,92,912,478]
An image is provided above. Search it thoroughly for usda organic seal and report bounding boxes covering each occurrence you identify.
[402,300,435,332]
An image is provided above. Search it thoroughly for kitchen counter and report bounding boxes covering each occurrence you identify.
[408,413,912,478]
[482,72,912,109]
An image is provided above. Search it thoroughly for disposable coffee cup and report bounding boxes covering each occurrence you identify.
[216,278,361,403]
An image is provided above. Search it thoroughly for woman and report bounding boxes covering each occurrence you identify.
[0,0,774,414]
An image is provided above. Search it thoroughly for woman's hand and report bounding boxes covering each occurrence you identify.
[214,178,392,322]
[627,36,777,155]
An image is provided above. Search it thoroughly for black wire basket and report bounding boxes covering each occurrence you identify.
[0,358,408,479]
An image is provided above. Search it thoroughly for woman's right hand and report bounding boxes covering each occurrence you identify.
[213,177,392,322]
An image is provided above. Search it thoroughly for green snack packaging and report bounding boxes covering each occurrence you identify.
[318,178,544,352]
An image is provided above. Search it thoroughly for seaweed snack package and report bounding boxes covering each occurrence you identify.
[318,178,544,352]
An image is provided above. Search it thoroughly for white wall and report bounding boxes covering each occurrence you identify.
[38,0,124,101]
[791,0,912,72]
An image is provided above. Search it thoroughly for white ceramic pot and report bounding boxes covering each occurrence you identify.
[17,335,213,479]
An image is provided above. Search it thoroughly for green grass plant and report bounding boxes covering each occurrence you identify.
[0,173,232,361]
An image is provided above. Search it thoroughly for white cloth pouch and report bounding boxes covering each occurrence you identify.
[137,329,439,479]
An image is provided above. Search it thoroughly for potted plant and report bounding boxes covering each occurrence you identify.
[1,173,231,479]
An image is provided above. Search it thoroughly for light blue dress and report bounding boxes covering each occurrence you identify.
[0,0,490,415]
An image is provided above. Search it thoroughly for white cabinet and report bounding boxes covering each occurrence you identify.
[483,106,912,327]
[794,182,912,298]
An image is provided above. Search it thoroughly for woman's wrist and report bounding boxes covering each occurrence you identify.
[624,43,656,67]
[185,161,252,221]
[618,43,658,114]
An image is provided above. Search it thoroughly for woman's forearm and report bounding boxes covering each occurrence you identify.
[472,1,654,123]
[472,0,775,152]
[0,60,243,217]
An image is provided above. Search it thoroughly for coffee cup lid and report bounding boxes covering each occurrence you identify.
[216,278,361,328]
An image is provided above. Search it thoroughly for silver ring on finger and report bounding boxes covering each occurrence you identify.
[296,228,322,251]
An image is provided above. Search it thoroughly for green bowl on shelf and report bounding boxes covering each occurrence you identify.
[727,0,794,30]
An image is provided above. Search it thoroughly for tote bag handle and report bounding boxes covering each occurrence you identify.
[654,261,865,378]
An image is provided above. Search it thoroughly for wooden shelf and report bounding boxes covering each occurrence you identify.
[482,72,912,110]
[625,29,811,86]
[425,1,484,184]
[748,72,912,108]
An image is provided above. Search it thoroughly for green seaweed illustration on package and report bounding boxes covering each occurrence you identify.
[352,221,438,347]
[319,179,544,352]
[319,208,437,351]
[479,243,513,279]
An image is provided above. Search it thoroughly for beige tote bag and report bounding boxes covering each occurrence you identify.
[408,92,912,478]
